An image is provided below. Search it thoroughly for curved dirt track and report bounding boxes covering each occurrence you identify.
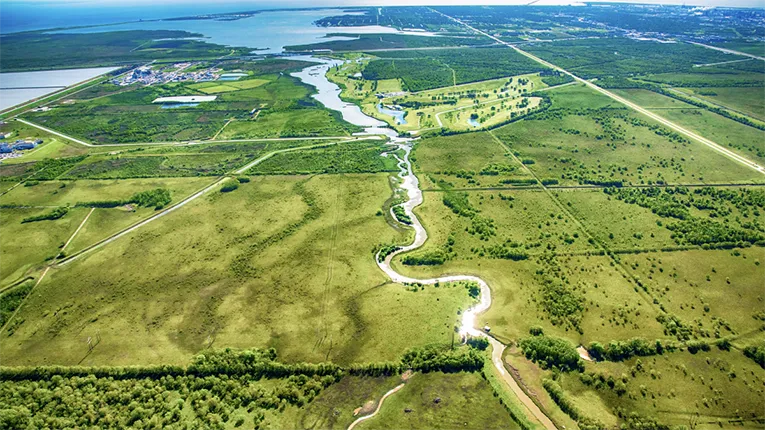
[347,383,406,430]
[376,137,557,430]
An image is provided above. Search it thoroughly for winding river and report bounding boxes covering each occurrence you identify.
[292,57,557,430]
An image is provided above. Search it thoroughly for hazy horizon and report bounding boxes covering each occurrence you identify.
[2,0,762,35]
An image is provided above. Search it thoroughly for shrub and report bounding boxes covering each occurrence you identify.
[220,181,239,193]
[467,336,489,350]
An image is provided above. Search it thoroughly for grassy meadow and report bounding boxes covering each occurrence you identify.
[0,174,481,368]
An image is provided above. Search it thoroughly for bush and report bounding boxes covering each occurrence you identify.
[402,250,446,266]
[743,345,765,369]
[467,336,489,350]
[220,181,239,193]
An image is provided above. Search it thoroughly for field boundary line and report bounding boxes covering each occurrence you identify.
[212,118,235,140]
[0,266,50,333]
[56,177,226,266]
[57,140,367,265]
[16,117,368,148]
[58,207,96,256]
[433,9,765,177]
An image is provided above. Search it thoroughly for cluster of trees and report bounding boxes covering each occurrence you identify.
[604,186,765,247]
[251,142,397,175]
[400,345,484,373]
[21,207,69,223]
[76,188,172,210]
[479,163,516,176]
[605,186,690,220]
[518,334,583,372]
[535,254,585,331]
[467,215,496,241]
[402,249,447,266]
[743,345,765,369]
[392,205,412,225]
[375,243,400,262]
[442,191,477,217]
[481,243,529,261]
[667,218,764,247]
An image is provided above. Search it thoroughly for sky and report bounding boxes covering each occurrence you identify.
[2,0,762,34]
[3,0,764,7]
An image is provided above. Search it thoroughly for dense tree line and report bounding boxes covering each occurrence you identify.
[402,250,447,266]
[0,345,489,429]
[392,205,412,225]
[518,334,583,372]
[76,188,172,210]
[21,207,69,223]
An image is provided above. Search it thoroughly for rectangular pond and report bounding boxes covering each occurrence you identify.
[0,66,117,110]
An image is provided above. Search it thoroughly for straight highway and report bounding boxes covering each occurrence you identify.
[432,9,765,177]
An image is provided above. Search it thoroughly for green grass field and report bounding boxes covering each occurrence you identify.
[0,174,481,368]
[675,87,765,121]
[0,207,90,285]
[20,71,360,144]
[493,85,764,185]
[355,372,518,429]
[611,88,765,165]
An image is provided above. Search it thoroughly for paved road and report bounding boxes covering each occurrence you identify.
[432,9,765,177]
[17,118,96,147]
[17,118,371,148]
[688,41,765,62]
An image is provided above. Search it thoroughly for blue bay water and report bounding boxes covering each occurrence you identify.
[46,9,434,53]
